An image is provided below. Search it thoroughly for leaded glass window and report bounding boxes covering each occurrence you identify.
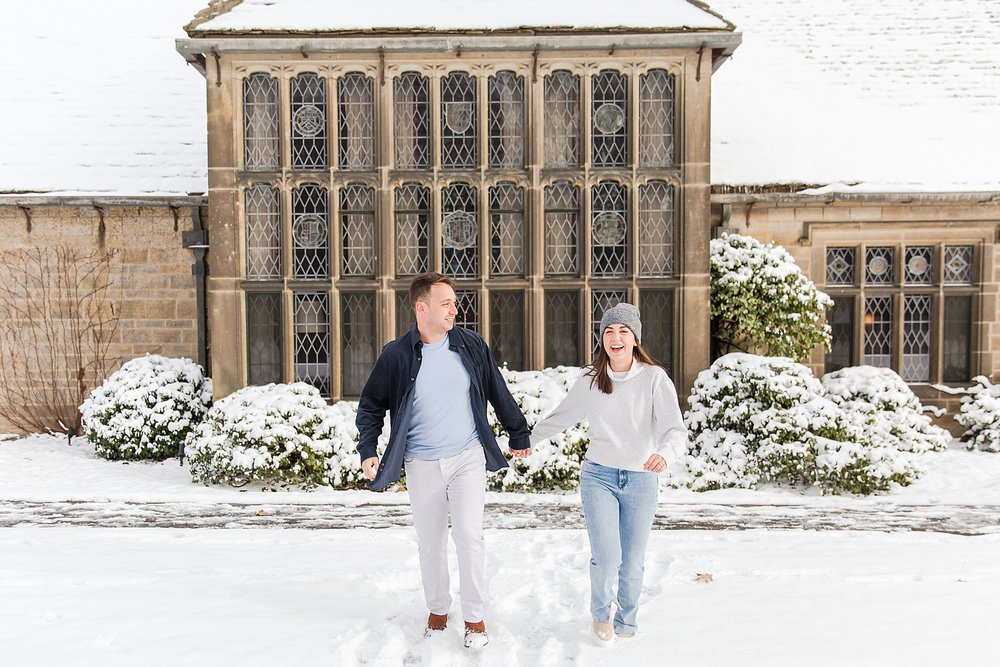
[944,295,972,382]
[292,184,329,279]
[491,291,524,370]
[396,290,414,338]
[243,74,280,171]
[395,184,429,276]
[826,247,856,286]
[640,289,673,375]
[639,69,675,167]
[338,72,375,171]
[340,184,376,277]
[455,290,479,332]
[592,70,628,167]
[341,292,376,397]
[545,291,579,367]
[394,73,430,169]
[489,183,524,276]
[544,182,579,275]
[865,246,894,286]
[904,247,934,285]
[294,292,330,396]
[442,183,478,278]
[544,71,580,167]
[245,184,281,280]
[247,292,282,385]
[441,71,477,169]
[903,294,931,381]
[944,245,974,284]
[489,71,524,168]
[592,181,628,277]
[290,73,328,170]
[638,181,675,276]
[864,295,893,368]
[824,296,855,373]
[592,290,626,353]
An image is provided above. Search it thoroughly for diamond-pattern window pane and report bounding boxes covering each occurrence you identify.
[455,290,479,332]
[395,184,430,276]
[544,71,580,167]
[489,71,524,168]
[294,292,330,396]
[826,247,856,286]
[592,70,628,168]
[640,289,674,375]
[864,296,893,368]
[545,182,579,276]
[491,291,524,370]
[943,295,972,382]
[489,183,524,276]
[291,73,328,170]
[442,183,479,278]
[592,290,627,354]
[341,293,376,397]
[396,290,414,338]
[394,73,430,169]
[243,74,280,171]
[639,69,675,167]
[545,291,579,367]
[903,295,931,382]
[904,246,934,285]
[340,184,376,277]
[441,72,477,169]
[592,181,627,277]
[247,292,282,385]
[638,181,674,276]
[292,184,329,279]
[944,245,974,284]
[865,246,894,286]
[245,184,281,279]
[338,73,375,171]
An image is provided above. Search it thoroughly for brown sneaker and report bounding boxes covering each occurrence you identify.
[424,612,448,637]
[463,620,489,649]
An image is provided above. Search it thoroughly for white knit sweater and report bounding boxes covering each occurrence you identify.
[529,361,688,472]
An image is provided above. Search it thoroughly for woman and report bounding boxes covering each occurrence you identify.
[526,303,687,646]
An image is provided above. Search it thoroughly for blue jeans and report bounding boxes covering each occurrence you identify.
[580,459,658,635]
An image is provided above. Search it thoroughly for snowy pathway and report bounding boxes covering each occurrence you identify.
[3,499,998,534]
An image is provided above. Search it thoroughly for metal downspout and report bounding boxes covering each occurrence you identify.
[180,205,209,463]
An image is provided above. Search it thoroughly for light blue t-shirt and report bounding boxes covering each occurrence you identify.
[405,336,481,460]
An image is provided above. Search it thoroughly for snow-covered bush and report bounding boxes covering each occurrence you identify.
[822,366,950,453]
[80,355,212,461]
[956,376,1000,452]
[711,233,832,360]
[679,354,919,494]
[185,383,365,489]
[488,366,589,492]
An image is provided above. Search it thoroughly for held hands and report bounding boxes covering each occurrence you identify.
[362,456,379,481]
[643,453,667,473]
[510,447,532,459]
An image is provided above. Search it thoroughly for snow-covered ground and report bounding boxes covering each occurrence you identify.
[3,435,1000,665]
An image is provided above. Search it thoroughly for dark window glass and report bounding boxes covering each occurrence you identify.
[943,295,972,382]
[640,289,674,376]
[544,291,579,367]
[825,296,855,373]
[490,291,524,371]
[341,292,376,397]
[247,293,282,385]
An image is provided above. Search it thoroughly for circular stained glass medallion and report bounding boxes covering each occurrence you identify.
[593,211,626,246]
[868,255,889,277]
[293,214,327,248]
[445,102,474,134]
[442,211,477,249]
[907,254,929,277]
[593,103,625,134]
[293,105,325,137]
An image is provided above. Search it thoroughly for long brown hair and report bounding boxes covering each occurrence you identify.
[588,342,660,394]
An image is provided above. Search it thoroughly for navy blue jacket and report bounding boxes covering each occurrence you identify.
[355,326,531,492]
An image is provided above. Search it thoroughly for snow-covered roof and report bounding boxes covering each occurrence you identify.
[0,1,208,197]
[709,0,1000,193]
[188,0,731,34]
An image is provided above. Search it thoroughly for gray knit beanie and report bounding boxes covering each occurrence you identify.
[599,302,642,343]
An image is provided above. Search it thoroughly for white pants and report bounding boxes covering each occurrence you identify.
[404,445,487,623]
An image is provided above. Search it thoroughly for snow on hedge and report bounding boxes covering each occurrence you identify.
[822,366,951,453]
[80,355,212,461]
[956,376,1000,452]
[185,383,367,489]
[675,353,921,494]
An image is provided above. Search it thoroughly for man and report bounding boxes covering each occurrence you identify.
[356,272,531,649]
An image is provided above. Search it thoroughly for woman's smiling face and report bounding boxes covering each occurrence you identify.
[602,323,636,370]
